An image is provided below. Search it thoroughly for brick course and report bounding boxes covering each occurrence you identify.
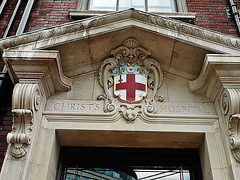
[187,0,240,36]
[0,75,13,170]
[25,0,77,32]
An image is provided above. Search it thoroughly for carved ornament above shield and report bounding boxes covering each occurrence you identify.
[98,38,163,122]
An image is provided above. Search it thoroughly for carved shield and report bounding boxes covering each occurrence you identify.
[113,64,148,103]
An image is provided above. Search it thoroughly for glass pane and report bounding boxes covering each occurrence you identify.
[135,169,190,180]
[65,168,137,180]
[64,168,191,180]
[148,0,176,12]
[119,0,145,11]
[90,0,116,11]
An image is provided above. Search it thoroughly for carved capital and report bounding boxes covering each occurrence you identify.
[7,83,42,158]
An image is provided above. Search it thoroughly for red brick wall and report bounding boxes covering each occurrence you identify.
[25,0,77,32]
[1,0,240,37]
[0,0,18,38]
[187,0,240,37]
[0,75,14,170]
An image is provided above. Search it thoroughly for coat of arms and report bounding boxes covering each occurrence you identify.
[98,38,163,122]
[113,64,148,103]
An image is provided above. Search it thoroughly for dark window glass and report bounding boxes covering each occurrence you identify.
[56,147,202,180]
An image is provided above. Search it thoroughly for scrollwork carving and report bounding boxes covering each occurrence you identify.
[221,93,229,115]
[229,114,240,162]
[97,93,116,113]
[143,58,163,99]
[98,58,117,89]
[119,104,142,123]
[7,83,42,158]
[111,38,151,66]
[145,99,157,114]
[220,89,240,162]
[7,109,33,158]
[221,89,240,117]
[98,58,118,113]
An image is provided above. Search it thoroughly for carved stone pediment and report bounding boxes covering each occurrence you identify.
[98,38,163,122]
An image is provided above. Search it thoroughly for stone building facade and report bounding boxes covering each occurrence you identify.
[0,1,240,180]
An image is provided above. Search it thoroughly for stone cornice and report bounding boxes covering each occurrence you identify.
[3,50,73,97]
[189,54,240,101]
[0,9,239,52]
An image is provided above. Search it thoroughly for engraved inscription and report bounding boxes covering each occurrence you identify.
[157,103,215,115]
[46,100,102,112]
[53,103,100,111]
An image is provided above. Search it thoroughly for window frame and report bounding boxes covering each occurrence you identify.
[76,0,188,13]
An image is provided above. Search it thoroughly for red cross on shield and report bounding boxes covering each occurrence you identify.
[114,73,147,103]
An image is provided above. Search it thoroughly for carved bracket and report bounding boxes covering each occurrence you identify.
[229,114,240,162]
[7,109,33,158]
[7,83,42,158]
[221,88,240,162]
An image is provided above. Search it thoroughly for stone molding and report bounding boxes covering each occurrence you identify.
[189,54,240,163]
[189,54,240,101]
[0,9,239,52]
[3,50,73,97]
[69,10,196,23]
[7,83,41,158]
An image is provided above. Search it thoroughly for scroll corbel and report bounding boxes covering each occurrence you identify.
[7,83,42,158]
[221,88,240,162]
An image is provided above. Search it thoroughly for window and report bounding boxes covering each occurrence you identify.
[77,0,188,13]
[89,0,176,13]
[56,147,203,180]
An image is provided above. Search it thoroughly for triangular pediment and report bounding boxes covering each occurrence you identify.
[1,9,240,80]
